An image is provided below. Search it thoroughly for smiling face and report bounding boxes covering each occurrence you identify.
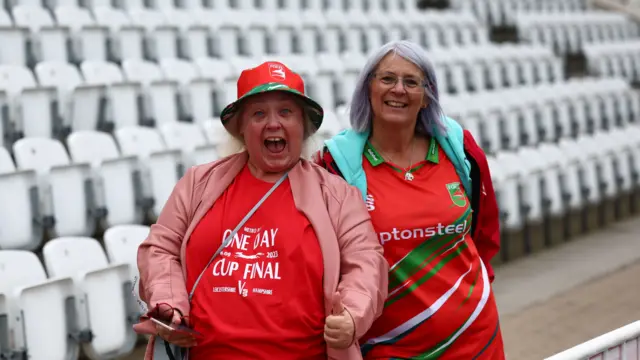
[239,91,305,176]
[369,53,427,128]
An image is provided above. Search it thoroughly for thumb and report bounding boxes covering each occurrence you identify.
[332,292,344,315]
[171,312,182,325]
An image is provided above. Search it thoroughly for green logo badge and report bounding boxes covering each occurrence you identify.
[446,182,467,207]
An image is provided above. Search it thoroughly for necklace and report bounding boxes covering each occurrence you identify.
[377,139,415,181]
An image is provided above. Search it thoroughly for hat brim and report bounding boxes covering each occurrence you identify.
[219,82,324,139]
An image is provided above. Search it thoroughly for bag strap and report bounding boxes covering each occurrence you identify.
[187,171,289,303]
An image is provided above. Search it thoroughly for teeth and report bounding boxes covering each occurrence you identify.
[265,137,284,142]
[385,101,406,107]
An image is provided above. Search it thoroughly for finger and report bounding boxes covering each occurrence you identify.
[331,292,344,315]
[324,334,349,349]
[325,314,348,329]
[323,326,344,339]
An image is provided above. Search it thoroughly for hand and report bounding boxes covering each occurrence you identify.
[155,305,198,348]
[324,292,355,349]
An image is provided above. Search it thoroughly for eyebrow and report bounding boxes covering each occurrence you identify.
[378,71,422,79]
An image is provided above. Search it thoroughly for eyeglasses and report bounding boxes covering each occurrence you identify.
[372,72,427,92]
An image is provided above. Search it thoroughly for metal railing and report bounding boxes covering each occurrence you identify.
[545,320,640,360]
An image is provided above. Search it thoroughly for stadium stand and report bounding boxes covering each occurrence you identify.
[0,0,638,358]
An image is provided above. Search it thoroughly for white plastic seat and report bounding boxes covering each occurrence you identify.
[13,137,96,237]
[0,147,41,250]
[114,126,182,217]
[161,8,211,59]
[122,59,181,126]
[159,58,214,123]
[194,9,243,59]
[42,237,135,359]
[159,122,218,166]
[103,224,150,314]
[494,151,524,231]
[80,60,143,130]
[0,65,58,139]
[0,250,77,360]
[92,7,145,61]
[67,131,144,227]
[127,8,180,60]
[0,8,29,66]
[194,57,246,115]
[54,6,109,62]
[201,118,227,148]
[13,5,70,63]
[35,61,106,133]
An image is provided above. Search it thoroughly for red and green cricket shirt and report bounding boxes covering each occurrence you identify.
[360,138,504,360]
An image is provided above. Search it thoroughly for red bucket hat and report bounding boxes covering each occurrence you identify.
[220,61,324,138]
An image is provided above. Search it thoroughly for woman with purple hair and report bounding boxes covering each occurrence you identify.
[313,40,505,359]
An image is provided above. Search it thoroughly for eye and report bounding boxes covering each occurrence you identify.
[279,108,292,115]
[253,110,265,117]
[404,78,420,88]
[380,75,396,84]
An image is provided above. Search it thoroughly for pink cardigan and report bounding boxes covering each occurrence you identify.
[134,152,389,359]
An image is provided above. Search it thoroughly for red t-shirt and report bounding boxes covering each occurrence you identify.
[185,165,326,359]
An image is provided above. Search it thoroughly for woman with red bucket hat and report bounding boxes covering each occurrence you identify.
[132,60,388,360]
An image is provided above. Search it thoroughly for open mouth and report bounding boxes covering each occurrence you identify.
[384,100,408,108]
[264,137,287,154]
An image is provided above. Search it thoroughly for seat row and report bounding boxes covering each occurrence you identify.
[451,0,587,27]
[428,43,564,95]
[0,46,562,145]
[0,4,487,66]
[0,224,149,360]
[440,77,640,154]
[0,123,225,250]
[489,126,640,261]
[515,11,639,54]
[12,0,417,12]
[583,40,640,83]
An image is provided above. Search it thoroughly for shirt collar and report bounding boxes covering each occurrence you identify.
[364,137,439,166]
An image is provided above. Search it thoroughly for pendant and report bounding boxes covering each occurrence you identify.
[404,172,414,181]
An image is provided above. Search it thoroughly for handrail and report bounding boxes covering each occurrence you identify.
[589,0,640,22]
[544,320,640,360]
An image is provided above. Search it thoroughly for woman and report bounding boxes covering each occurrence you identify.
[133,61,388,360]
[314,41,505,359]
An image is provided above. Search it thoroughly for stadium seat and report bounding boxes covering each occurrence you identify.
[127,8,180,60]
[159,58,213,122]
[0,64,60,139]
[201,117,227,148]
[103,224,151,314]
[0,147,41,250]
[66,131,145,226]
[0,8,28,66]
[122,59,181,126]
[13,137,97,237]
[80,60,143,130]
[12,5,70,63]
[114,126,183,217]
[160,8,212,59]
[0,250,78,360]
[35,61,106,133]
[42,237,136,359]
[54,5,109,62]
[159,122,219,166]
[92,6,146,61]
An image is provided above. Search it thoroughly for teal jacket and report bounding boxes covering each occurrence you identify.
[323,116,472,202]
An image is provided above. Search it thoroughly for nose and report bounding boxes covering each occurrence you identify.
[390,79,407,94]
[265,113,283,130]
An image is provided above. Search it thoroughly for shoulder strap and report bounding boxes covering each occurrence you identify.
[187,171,289,302]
